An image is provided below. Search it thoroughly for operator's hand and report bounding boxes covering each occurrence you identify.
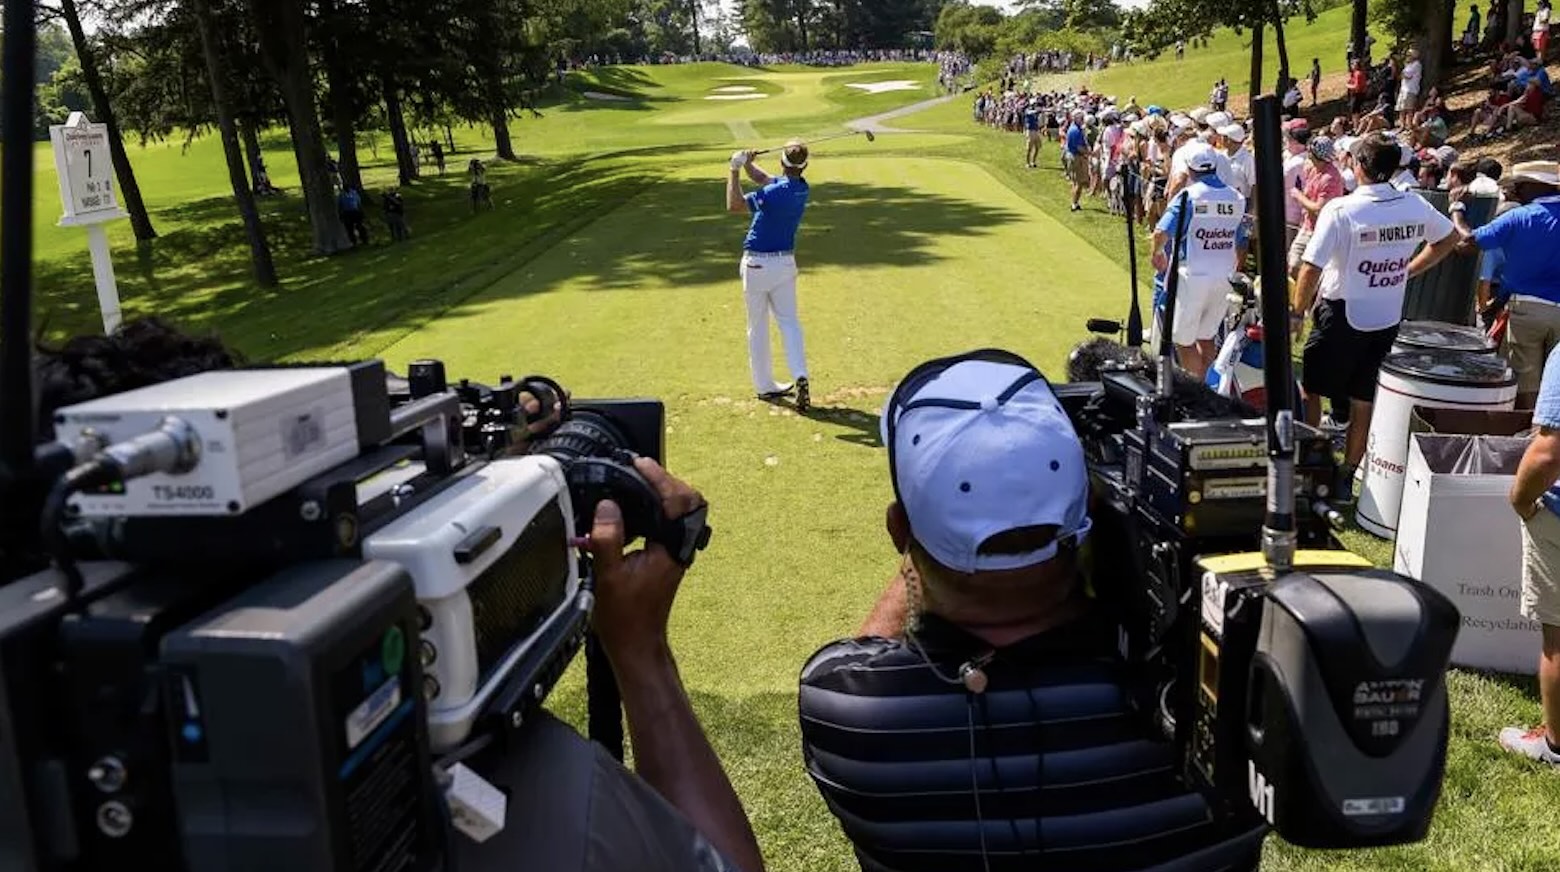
[517,389,566,438]
[729,150,751,171]
[586,458,707,660]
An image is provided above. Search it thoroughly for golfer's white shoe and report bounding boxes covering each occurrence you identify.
[1498,726,1560,766]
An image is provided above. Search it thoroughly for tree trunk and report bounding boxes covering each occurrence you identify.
[59,0,157,242]
[247,0,350,255]
[491,109,516,160]
[1507,0,1523,43]
[239,117,265,190]
[1352,0,1370,63]
[444,124,455,152]
[319,0,361,192]
[1272,2,1291,94]
[384,83,418,185]
[690,0,701,54]
[796,1,809,50]
[1419,0,1453,86]
[1249,20,1265,117]
[193,0,277,287]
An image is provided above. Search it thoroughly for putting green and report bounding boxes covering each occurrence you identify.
[377,154,1131,872]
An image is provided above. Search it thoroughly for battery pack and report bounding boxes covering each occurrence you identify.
[160,559,438,872]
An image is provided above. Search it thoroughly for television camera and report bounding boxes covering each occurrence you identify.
[1061,97,1460,848]
[0,353,708,872]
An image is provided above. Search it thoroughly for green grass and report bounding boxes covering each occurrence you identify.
[14,55,1560,872]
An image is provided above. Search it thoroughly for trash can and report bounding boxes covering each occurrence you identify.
[1356,349,1517,538]
[1401,190,1498,324]
[1393,320,1498,356]
[1395,431,1539,674]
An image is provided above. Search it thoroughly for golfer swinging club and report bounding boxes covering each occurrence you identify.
[727,141,812,412]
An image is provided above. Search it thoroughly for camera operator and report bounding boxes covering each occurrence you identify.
[16,318,766,872]
[798,350,1267,872]
[463,466,765,872]
[1291,133,1461,500]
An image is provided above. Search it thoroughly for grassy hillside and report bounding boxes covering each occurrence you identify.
[1028,4,1388,110]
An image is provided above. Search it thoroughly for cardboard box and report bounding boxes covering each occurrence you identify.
[1394,432,1539,674]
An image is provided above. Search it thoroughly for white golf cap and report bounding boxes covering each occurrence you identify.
[1169,113,1193,128]
[1189,106,1212,123]
[1205,110,1233,128]
[1184,143,1220,173]
[883,353,1091,573]
[1218,123,1247,143]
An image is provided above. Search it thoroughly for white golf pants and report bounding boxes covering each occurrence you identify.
[740,252,809,393]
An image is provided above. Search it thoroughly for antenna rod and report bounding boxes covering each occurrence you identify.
[1125,174,1144,347]
[1,0,39,486]
[1251,95,1297,573]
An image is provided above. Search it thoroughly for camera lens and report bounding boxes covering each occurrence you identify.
[531,412,634,464]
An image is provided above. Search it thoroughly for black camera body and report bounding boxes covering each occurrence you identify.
[0,358,698,871]
[1063,358,1459,849]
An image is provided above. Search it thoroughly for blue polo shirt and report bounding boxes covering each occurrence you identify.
[743,175,809,253]
[1024,107,1041,130]
[1471,196,1560,304]
[1065,123,1087,156]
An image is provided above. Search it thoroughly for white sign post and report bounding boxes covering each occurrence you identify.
[50,111,129,333]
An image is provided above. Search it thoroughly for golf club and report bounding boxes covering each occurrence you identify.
[752,129,875,156]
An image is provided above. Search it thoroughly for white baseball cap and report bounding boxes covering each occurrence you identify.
[1217,123,1247,143]
[882,352,1092,573]
[1184,143,1220,173]
[1205,110,1233,128]
[1189,106,1212,124]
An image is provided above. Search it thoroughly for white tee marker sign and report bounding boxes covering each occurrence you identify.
[50,112,130,332]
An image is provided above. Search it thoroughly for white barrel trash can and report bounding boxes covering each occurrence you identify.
[1392,321,1497,356]
[1356,349,1517,538]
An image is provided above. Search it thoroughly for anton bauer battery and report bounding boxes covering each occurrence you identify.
[159,559,440,871]
[1190,550,1459,848]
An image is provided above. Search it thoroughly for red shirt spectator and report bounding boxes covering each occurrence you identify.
[1301,160,1346,231]
[1519,80,1546,117]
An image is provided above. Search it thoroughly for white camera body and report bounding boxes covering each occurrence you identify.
[363,455,579,753]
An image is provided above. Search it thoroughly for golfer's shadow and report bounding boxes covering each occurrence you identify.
[764,399,881,448]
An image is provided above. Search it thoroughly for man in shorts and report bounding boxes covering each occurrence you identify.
[1064,110,1090,211]
[1023,98,1044,168]
[1500,341,1560,767]
[1151,143,1247,379]
[1449,161,1560,407]
[1291,133,1462,499]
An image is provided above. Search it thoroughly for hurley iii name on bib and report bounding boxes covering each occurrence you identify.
[1357,224,1424,245]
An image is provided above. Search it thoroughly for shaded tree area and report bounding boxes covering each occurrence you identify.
[743,0,944,53]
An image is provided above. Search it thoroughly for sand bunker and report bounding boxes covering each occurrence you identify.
[712,85,758,93]
[582,91,632,102]
[846,80,920,94]
[704,94,768,101]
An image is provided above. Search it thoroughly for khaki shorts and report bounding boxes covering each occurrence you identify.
[1522,509,1560,626]
[1066,154,1091,186]
[1503,298,1560,394]
[1026,129,1042,143]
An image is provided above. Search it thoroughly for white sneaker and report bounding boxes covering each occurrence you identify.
[1498,726,1560,766]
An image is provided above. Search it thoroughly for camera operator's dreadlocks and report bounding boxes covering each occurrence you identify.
[33,317,240,442]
